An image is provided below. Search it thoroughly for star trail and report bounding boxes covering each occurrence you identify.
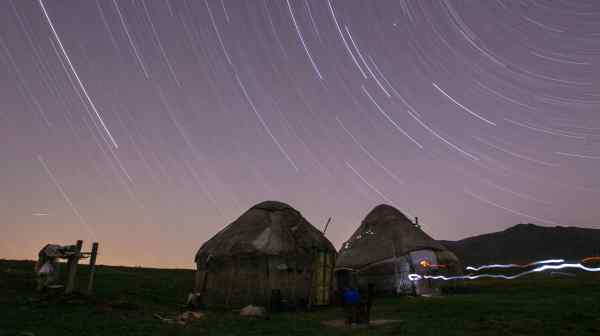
[1,0,599,267]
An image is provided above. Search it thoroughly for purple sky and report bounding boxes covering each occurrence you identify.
[1,0,599,268]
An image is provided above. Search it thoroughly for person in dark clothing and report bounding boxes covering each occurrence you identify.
[270,289,283,312]
[357,288,367,324]
[365,284,375,324]
[342,287,360,325]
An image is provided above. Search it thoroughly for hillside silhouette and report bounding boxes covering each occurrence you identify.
[439,223,600,266]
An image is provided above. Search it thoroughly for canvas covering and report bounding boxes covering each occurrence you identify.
[336,204,458,271]
[195,201,335,264]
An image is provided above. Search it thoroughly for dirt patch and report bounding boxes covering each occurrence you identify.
[154,311,205,325]
[321,319,403,329]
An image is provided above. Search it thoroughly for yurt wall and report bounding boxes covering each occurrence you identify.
[197,253,324,307]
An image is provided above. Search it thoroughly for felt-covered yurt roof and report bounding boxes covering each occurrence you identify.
[195,201,335,264]
[336,204,453,271]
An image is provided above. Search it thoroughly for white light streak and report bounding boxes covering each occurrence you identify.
[287,0,323,80]
[345,161,396,205]
[165,0,174,16]
[405,109,479,160]
[37,155,95,239]
[442,0,506,67]
[504,118,585,140]
[410,262,600,282]
[466,259,564,271]
[235,74,298,171]
[433,82,496,126]
[181,156,227,222]
[530,51,589,65]
[367,55,394,97]
[454,166,550,204]
[336,116,404,185]
[522,15,564,33]
[344,25,378,87]
[516,65,591,86]
[326,0,367,78]
[39,0,119,149]
[362,86,423,149]
[263,0,289,59]
[475,80,537,112]
[476,149,600,194]
[473,136,558,167]
[220,0,230,23]
[556,152,600,160]
[141,0,181,87]
[0,34,52,128]
[304,0,321,42]
[106,139,133,183]
[399,0,414,22]
[362,59,391,97]
[390,86,422,119]
[205,0,233,67]
[112,0,150,78]
[465,188,560,225]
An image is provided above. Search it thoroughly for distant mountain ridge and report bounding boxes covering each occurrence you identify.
[439,223,600,266]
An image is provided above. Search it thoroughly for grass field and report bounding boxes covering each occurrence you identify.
[2,259,600,336]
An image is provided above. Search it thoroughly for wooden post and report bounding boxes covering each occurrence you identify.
[292,256,297,309]
[195,258,210,295]
[65,240,83,294]
[392,240,400,294]
[201,267,209,296]
[86,242,99,295]
[194,267,202,293]
[329,253,336,305]
[226,257,237,306]
[322,217,332,234]
[265,255,270,308]
[321,252,328,305]
[245,258,252,305]
[307,251,315,311]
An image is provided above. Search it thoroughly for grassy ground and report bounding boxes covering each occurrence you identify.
[2,259,600,335]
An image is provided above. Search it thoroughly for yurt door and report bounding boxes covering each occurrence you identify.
[409,250,439,295]
[311,251,334,305]
[396,256,413,294]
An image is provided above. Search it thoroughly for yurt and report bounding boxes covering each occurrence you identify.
[194,201,336,307]
[335,204,461,295]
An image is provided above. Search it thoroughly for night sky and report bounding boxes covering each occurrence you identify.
[1,0,599,268]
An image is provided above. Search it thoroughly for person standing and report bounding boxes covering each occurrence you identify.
[342,287,360,325]
[365,284,375,324]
